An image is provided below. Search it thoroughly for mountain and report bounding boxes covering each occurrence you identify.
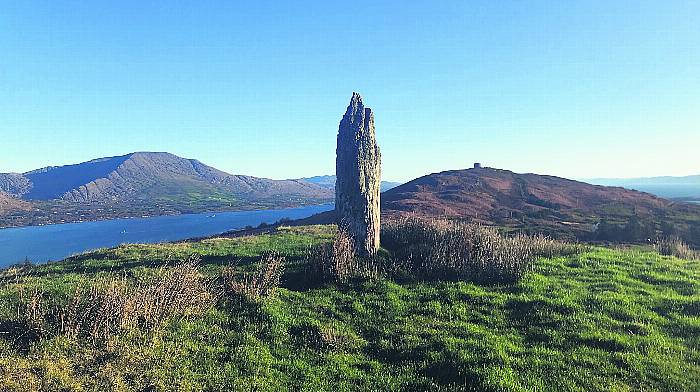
[0,152,333,227]
[586,175,700,200]
[3,152,332,203]
[299,175,337,190]
[299,175,402,192]
[381,166,700,245]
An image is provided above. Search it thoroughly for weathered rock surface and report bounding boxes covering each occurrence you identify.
[0,173,32,197]
[335,93,381,256]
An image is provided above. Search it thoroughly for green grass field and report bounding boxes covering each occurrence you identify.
[0,225,698,391]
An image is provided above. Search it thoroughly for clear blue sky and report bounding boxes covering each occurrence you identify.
[1,1,698,182]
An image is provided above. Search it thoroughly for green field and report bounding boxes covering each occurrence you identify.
[0,225,698,391]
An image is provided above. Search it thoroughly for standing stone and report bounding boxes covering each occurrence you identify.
[335,92,381,256]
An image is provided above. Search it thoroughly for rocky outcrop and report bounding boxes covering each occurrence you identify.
[0,173,32,197]
[335,93,381,256]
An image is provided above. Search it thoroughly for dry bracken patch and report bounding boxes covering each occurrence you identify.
[15,256,216,345]
[223,253,285,300]
[381,216,589,283]
[655,236,698,260]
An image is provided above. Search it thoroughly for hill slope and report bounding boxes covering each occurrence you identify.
[0,152,332,227]
[382,167,700,244]
[0,226,698,391]
[3,152,331,204]
[0,191,31,214]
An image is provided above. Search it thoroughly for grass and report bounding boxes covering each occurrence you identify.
[0,225,699,391]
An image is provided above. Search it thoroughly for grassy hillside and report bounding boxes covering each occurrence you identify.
[0,226,699,391]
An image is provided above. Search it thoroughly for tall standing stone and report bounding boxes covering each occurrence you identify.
[335,92,381,256]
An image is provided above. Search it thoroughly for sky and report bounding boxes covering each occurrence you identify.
[1,1,698,182]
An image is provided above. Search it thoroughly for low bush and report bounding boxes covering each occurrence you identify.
[306,229,383,283]
[307,229,356,283]
[15,256,215,344]
[526,233,591,258]
[223,253,285,300]
[382,216,589,284]
[655,237,698,260]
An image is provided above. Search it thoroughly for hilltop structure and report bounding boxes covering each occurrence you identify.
[335,93,381,256]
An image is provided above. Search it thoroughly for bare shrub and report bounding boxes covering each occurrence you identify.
[306,230,380,283]
[133,257,216,328]
[16,256,216,344]
[223,253,285,300]
[655,237,698,260]
[381,216,588,284]
[308,230,356,283]
[58,278,129,341]
[16,287,51,335]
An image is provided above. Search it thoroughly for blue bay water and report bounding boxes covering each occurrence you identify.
[0,203,333,268]
[623,185,700,199]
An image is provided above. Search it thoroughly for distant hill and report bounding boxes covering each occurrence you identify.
[299,175,402,192]
[0,191,31,214]
[586,175,700,200]
[382,167,700,245]
[0,152,333,227]
[2,152,332,203]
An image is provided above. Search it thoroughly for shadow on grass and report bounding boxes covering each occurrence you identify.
[12,254,265,281]
[0,319,41,354]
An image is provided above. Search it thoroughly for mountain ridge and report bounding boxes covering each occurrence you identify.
[1,152,332,204]
[4,156,700,244]
[0,152,333,227]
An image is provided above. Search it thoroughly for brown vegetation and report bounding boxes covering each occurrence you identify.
[305,217,588,285]
[655,237,698,260]
[223,253,285,300]
[16,257,215,345]
[382,216,588,283]
[307,229,381,283]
